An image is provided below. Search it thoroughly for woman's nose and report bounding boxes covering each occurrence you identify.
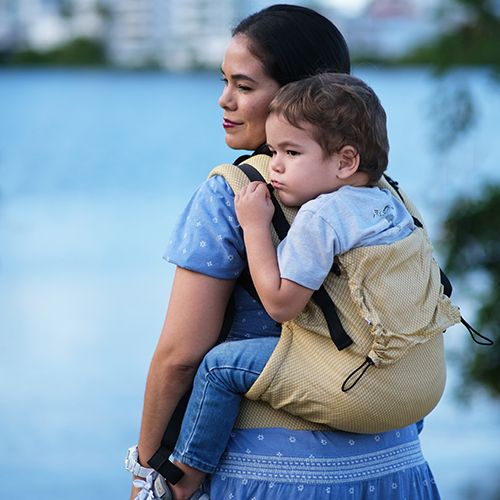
[218,86,235,110]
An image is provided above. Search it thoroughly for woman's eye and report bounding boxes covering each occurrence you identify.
[238,85,252,92]
[220,77,228,85]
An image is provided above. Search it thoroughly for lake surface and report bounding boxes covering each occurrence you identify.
[1,67,500,499]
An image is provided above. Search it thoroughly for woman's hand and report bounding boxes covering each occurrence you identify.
[129,482,140,500]
[235,181,274,230]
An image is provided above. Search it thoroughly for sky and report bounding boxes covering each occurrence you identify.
[321,0,439,17]
[321,0,371,16]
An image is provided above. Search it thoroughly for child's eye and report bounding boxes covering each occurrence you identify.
[287,150,299,157]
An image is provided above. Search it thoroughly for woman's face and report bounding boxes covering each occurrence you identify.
[219,35,280,151]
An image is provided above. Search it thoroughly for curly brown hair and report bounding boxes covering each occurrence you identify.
[268,73,389,183]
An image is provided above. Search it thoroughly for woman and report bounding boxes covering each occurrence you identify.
[128,5,441,499]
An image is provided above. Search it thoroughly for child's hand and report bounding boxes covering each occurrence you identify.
[235,181,275,230]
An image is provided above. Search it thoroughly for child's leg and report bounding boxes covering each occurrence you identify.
[172,336,278,472]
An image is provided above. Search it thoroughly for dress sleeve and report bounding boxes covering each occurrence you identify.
[163,175,246,279]
[276,208,339,291]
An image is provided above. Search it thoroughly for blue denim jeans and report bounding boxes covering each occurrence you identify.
[171,336,279,473]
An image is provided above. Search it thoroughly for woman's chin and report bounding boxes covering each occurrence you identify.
[225,134,260,152]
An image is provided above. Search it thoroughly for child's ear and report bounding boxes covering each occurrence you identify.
[337,145,360,178]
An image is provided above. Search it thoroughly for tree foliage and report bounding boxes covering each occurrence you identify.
[7,38,106,67]
[441,186,500,397]
[398,0,500,154]
[402,0,500,72]
[415,0,500,399]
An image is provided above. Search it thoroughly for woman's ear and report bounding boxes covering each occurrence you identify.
[337,145,360,178]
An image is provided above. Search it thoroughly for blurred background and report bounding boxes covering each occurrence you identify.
[1,0,500,499]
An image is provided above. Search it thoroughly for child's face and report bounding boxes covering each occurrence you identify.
[265,114,343,207]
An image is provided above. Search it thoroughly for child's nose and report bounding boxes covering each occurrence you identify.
[270,156,284,173]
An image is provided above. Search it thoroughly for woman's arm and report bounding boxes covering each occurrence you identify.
[235,182,313,323]
[130,268,234,493]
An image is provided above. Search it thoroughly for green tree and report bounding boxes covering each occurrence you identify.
[441,186,500,398]
[419,0,500,398]
[404,0,500,71]
[403,0,500,149]
[9,38,106,66]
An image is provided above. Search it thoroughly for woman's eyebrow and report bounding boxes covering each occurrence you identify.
[220,67,258,84]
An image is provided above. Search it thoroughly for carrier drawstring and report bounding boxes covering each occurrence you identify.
[342,357,374,392]
[461,317,494,345]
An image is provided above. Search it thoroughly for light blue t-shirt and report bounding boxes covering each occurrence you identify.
[277,185,416,290]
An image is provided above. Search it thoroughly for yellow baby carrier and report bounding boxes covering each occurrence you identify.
[149,152,492,484]
[209,153,492,434]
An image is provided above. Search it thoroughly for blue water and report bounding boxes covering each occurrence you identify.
[1,68,499,499]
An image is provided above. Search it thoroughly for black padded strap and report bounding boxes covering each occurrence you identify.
[236,162,353,351]
[234,144,271,166]
[311,287,353,350]
[439,269,453,298]
[237,161,266,182]
[237,163,289,240]
[267,184,292,241]
[148,391,191,483]
[383,174,423,228]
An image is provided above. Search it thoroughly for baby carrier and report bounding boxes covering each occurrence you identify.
[149,151,492,482]
[210,153,493,433]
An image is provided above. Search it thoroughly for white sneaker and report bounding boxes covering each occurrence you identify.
[133,471,163,500]
[152,475,173,500]
[153,475,209,500]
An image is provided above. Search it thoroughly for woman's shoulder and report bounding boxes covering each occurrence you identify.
[184,172,239,215]
[202,173,236,198]
[163,170,247,279]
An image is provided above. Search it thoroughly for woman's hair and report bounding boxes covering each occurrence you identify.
[233,4,350,86]
[269,73,389,183]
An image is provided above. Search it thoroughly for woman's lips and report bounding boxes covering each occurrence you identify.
[223,118,243,129]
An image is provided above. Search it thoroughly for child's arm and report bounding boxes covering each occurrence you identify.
[235,182,314,323]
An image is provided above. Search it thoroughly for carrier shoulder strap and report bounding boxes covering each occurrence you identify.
[382,175,493,346]
[236,161,353,351]
[383,174,454,298]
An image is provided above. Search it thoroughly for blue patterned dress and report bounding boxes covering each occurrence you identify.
[164,175,440,499]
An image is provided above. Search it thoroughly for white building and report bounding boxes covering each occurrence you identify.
[107,0,240,70]
[105,0,162,67]
[0,0,17,50]
[1,0,475,68]
[0,0,69,51]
